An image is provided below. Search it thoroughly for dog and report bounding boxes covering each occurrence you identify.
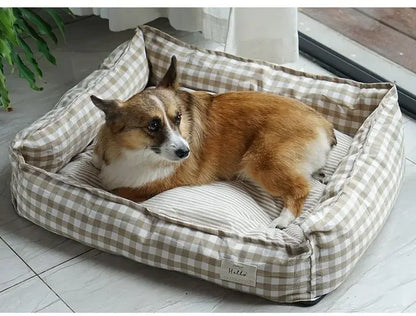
[90,56,336,228]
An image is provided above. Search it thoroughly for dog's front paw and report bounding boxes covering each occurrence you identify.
[269,208,295,229]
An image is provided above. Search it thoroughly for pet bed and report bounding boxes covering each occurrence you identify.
[9,25,405,303]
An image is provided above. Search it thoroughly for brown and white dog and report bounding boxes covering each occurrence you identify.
[91,56,336,228]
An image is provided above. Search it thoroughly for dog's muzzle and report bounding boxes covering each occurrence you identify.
[160,130,190,161]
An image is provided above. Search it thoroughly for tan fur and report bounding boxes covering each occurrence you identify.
[92,57,336,222]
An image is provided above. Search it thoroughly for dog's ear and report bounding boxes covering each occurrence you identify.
[91,95,125,132]
[157,56,178,89]
[90,95,122,121]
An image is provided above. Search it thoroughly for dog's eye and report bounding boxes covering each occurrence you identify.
[148,118,161,132]
[174,113,182,125]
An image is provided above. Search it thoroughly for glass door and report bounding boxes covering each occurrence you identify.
[298,8,416,119]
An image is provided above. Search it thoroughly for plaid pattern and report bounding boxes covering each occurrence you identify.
[11,31,149,173]
[141,25,391,137]
[9,26,404,303]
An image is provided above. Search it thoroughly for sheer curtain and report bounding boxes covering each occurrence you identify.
[71,8,298,64]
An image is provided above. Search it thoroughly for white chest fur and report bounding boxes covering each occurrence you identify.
[96,149,175,190]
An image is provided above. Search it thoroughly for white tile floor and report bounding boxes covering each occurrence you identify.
[1,16,416,312]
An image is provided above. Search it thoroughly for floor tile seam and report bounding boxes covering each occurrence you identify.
[36,247,97,313]
[38,248,93,275]
[0,236,37,276]
[37,274,75,313]
[0,236,76,312]
[406,157,416,165]
[0,274,37,295]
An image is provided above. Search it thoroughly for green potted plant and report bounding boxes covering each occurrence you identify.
[0,8,70,111]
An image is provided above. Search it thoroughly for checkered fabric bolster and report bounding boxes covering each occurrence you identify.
[9,158,314,303]
[10,31,149,173]
[301,86,405,297]
[9,26,405,303]
[139,25,392,137]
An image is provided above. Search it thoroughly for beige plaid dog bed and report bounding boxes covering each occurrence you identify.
[9,26,405,304]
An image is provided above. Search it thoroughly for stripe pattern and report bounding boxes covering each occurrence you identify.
[9,26,405,303]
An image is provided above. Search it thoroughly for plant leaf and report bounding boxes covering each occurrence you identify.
[44,8,65,40]
[14,14,56,65]
[0,60,11,110]
[36,39,56,65]
[14,12,45,43]
[19,8,58,44]
[0,38,13,65]
[11,51,43,91]
[17,35,43,78]
[0,8,18,45]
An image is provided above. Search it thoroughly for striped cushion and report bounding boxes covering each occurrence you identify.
[9,25,405,304]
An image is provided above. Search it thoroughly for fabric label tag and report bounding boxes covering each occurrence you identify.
[220,260,257,287]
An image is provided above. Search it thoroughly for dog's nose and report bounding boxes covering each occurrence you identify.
[175,148,189,159]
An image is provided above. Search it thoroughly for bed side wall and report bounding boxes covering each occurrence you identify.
[301,87,405,296]
[9,30,149,173]
[140,25,392,138]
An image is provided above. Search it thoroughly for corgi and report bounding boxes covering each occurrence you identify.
[91,56,337,228]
